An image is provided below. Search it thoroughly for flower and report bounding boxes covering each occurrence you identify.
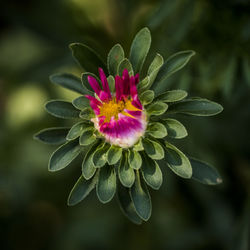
[86,68,147,148]
[35,27,223,224]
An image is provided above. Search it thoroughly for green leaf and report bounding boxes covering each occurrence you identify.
[67,174,98,206]
[152,50,195,96]
[82,142,100,180]
[156,90,187,102]
[162,118,187,139]
[69,43,106,75]
[128,149,142,170]
[147,53,164,89]
[130,171,152,221]
[50,73,88,95]
[107,75,115,93]
[167,98,224,116]
[96,165,116,203]
[107,44,125,76]
[72,96,90,110]
[133,138,144,151]
[66,122,91,140]
[147,122,167,138]
[81,72,100,94]
[92,144,109,168]
[79,108,94,120]
[118,153,135,188]
[146,102,168,116]
[190,158,222,185]
[139,90,154,105]
[137,76,150,93]
[163,141,192,178]
[117,182,142,225]
[148,53,164,75]
[34,127,69,145]
[142,138,164,160]
[45,100,80,119]
[79,128,96,146]
[141,153,163,190]
[129,27,151,73]
[48,139,81,172]
[107,145,123,165]
[118,58,134,76]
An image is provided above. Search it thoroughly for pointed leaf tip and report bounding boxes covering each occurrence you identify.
[34,127,69,145]
[163,141,192,178]
[161,118,188,139]
[168,98,223,116]
[45,100,80,119]
[152,50,195,96]
[107,44,125,76]
[50,73,88,95]
[48,139,81,172]
[67,174,98,206]
[190,158,223,185]
[129,27,151,73]
[96,166,116,203]
[70,43,106,75]
[141,153,163,190]
[130,171,152,221]
[119,153,135,188]
[117,182,143,225]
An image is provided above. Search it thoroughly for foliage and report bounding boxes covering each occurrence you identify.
[35,27,223,223]
[1,0,250,249]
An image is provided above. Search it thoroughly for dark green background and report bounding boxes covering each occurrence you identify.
[0,0,249,249]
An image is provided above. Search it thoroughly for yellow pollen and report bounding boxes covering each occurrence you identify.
[99,98,141,122]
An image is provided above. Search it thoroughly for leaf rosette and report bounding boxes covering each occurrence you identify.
[34,27,223,224]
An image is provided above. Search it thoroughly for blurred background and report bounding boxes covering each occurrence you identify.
[0,0,250,249]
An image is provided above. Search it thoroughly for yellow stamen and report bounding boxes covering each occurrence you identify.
[99,98,141,122]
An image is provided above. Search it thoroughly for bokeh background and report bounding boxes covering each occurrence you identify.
[1,0,250,249]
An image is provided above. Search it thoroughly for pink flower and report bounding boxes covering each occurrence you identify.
[86,68,147,148]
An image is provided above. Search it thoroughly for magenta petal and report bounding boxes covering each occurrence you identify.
[129,76,137,98]
[117,114,142,136]
[122,69,130,96]
[115,76,122,101]
[99,90,109,102]
[99,68,111,99]
[90,101,100,115]
[132,94,142,109]
[124,109,142,117]
[85,95,102,106]
[98,116,106,126]
[108,117,117,137]
[88,76,101,95]
[100,116,118,138]
[122,68,129,78]
[134,73,140,85]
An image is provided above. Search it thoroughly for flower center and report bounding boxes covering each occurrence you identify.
[99,98,141,122]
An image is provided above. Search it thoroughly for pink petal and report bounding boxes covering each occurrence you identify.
[124,109,142,117]
[99,68,111,99]
[135,73,140,85]
[99,90,109,102]
[88,76,101,95]
[85,95,102,106]
[129,76,137,98]
[115,76,122,101]
[89,101,100,115]
[122,69,130,96]
[132,94,142,109]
